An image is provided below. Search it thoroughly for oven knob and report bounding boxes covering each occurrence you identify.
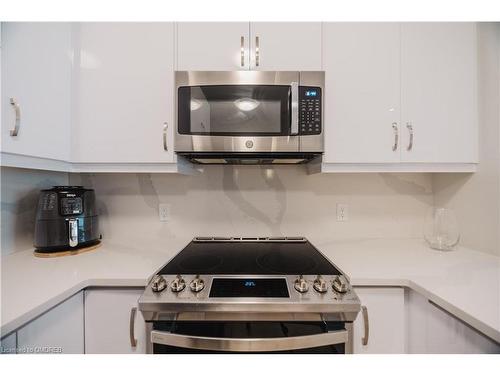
[294,275,309,293]
[170,275,186,293]
[151,275,167,293]
[313,275,328,293]
[332,275,349,293]
[189,276,205,293]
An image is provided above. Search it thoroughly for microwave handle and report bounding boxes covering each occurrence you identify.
[291,82,299,135]
[151,329,348,352]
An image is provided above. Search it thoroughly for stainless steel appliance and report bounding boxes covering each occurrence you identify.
[174,71,324,164]
[34,186,100,253]
[138,237,361,354]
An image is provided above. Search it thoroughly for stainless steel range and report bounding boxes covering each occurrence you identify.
[138,237,361,354]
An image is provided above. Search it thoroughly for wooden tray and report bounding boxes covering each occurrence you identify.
[34,242,101,258]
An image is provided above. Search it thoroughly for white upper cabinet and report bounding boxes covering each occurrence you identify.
[1,22,72,161]
[323,23,401,163]
[322,22,477,170]
[176,22,250,70]
[400,23,477,163]
[249,23,322,70]
[176,22,322,71]
[72,23,175,163]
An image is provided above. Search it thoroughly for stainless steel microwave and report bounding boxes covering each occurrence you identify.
[174,71,324,164]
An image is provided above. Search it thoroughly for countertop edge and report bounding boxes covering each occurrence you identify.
[2,276,499,344]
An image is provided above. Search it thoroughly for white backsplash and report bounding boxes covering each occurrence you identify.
[69,167,433,251]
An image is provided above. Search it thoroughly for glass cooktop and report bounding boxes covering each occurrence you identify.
[158,238,341,275]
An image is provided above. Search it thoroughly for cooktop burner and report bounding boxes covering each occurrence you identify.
[158,237,341,275]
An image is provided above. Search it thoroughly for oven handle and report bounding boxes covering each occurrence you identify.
[290,81,299,135]
[150,329,348,352]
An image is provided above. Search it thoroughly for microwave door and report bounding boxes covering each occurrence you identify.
[178,85,292,137]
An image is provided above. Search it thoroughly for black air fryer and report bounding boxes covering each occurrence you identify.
[34,186,100,253]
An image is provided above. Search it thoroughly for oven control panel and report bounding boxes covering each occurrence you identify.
[142,274,359,306]
[299,86,322,135]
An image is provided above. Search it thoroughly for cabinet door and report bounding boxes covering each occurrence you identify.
[72,23,175,163]
[401,23,477,163]
[249,22,322,70]
[17,292,84,354]
[353,287,405,353]
[84,288,146,354]
[322,23,401,163]
[176,22,250,70]
[407,290,500,353]
[1,22,71,161]
[0,333,17,354]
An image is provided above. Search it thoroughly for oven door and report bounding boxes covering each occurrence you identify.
[175,71,300,153]
[149,321,351,354]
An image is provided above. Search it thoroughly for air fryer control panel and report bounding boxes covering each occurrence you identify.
[60,194,83,216]
[299,86,322,135]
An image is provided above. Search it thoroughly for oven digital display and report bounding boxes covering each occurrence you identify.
[209,278,289,298]
[305,90,317,97]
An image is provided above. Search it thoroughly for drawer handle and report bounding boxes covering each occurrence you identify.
[130,307,137,348]
[361,305,369,346]
[9,98,21,136]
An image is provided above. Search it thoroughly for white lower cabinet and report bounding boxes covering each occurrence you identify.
[406,290,500,354]
[353,287,406,353]
[84,288,146,354]
[16,292,84,354]
[0,332,17,354]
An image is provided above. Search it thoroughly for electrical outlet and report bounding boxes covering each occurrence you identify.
[336,203,349,222]
[159,203,170,222]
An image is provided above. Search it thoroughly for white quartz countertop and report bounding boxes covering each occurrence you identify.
[1,238,499,343]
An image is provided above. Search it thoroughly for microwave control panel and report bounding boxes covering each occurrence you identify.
[299,86,322,135]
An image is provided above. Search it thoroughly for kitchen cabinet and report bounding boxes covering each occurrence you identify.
[16,292,84,354]
[84,288,146,354]
[1,22,72,162]
[72,23,175,164]
[249,23,322,70]
[0,333,17,354]
[176,22,250,70]
[400,23,477,163]
[323,23,401,164]
[321,22,477,172]
[353,287,405,353]
[406,290,500,353]
[176,22,321,71]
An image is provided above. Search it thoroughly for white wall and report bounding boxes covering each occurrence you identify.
[1,167,68,255]
[433,23,500,256]
[69,169,433,250]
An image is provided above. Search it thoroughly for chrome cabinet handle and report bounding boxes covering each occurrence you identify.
[290,82,299,135]
[406,122,414,151]
[130,307,138,348]
[361,305,369,346]
[9,98,21,136]
[240,36,245,67]
[151,329,348,352]
[392,122,398,151]
[255,36,260,67]
[68,218,78,248]
[163,122,168,151]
